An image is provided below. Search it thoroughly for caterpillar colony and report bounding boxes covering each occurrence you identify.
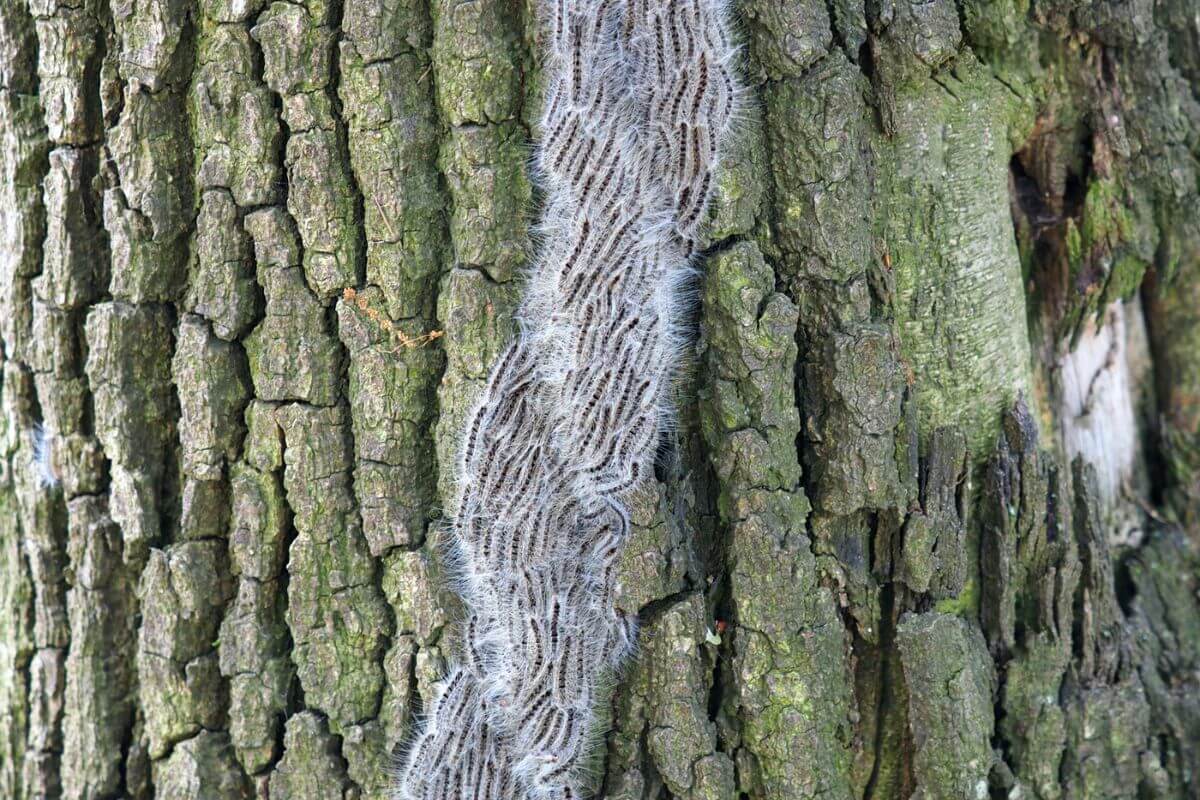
[394,0,740,797]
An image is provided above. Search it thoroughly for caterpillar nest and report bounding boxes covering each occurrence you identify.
[394,1,740,797]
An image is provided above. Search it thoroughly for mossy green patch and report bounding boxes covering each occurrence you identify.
[933,577,979,618]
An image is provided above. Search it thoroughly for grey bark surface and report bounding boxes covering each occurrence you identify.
[1,0,1198,797]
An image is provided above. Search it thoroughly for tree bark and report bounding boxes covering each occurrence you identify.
[1,0,1198,797]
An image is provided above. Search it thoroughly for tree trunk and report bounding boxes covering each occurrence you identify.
[1,0,1198,797]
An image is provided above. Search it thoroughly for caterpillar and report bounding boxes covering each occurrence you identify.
[394,1,739,797]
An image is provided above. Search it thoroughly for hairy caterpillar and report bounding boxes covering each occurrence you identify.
[33,423,60,490]
[394,1,739,797]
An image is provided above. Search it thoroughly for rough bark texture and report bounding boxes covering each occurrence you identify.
[0,0,1198,798]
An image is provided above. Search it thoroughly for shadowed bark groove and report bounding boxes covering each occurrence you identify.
[1,0,1199,797]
